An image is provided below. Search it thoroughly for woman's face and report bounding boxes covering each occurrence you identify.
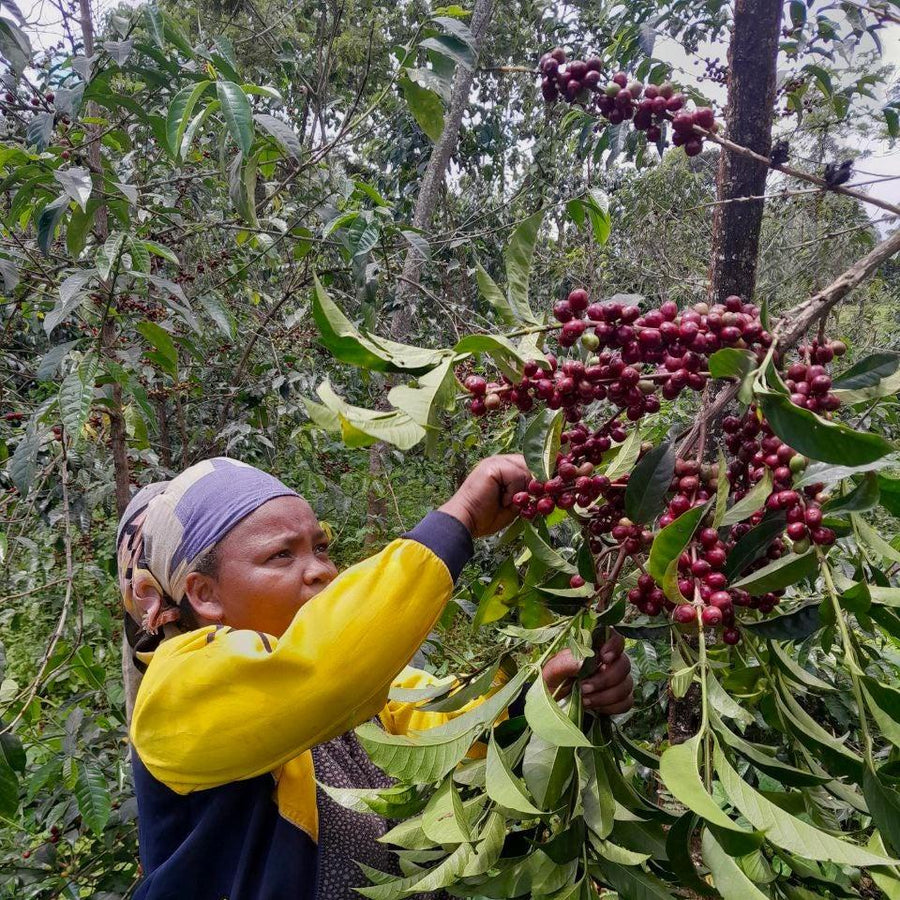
[186,496,339,637]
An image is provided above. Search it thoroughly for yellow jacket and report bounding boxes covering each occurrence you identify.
[130,531,486,841]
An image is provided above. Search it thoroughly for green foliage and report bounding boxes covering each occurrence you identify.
[0,0,898,896]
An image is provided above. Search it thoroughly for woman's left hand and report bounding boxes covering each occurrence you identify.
[541,630,634,715]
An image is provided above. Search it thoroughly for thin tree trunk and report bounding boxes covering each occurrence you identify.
[79,0,139,721]
[365,0,495,545]
[708,0,783,304]
[675,0,782,744]
[390,0,494,336]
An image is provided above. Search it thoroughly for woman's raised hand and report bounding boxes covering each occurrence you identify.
[438,454,531,538]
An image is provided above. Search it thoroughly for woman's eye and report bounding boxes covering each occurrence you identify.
[315,543,330,555]
[269,549,292,561]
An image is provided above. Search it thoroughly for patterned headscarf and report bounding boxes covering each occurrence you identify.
[117,458,298,649]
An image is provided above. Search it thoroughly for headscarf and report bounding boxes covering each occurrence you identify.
[117,458,298,653]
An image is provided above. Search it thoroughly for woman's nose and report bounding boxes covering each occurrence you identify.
[303,558,336,586]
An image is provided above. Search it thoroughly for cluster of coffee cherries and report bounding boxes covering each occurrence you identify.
[723,406,836,548]
[784,337,847,413]
[465,291,772,430]
[537,48,718,156]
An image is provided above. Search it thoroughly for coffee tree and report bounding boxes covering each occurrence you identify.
[1,0,899,896]
[306,200,900,895]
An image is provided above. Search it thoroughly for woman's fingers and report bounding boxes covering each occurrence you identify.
[541,649,579,696]
[584,675,635,714]
[580,652,631,695]
[598,630,625,663]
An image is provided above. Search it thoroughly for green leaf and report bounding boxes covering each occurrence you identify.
[714,744,896,866]
[73,760,111,835]
[524,672,591,747]
[461,811,507,877]
[522,732,575,809]
[721,471,774,527]
[46,271,93,335]
[53,166,92,211]
[307,380,426,451]
[357,842,475,898]
[591,859,677,899]
[400,76,444,142]
[36,194,68,256]
[312,275,443,374]
[166,80,212,157]
[702,828,769,900]
[387,355,456,431]
[712,713,829,788]
[625,441,675,523]
[854,514,900,565]
[420,33,475,70]
[583,188,611,245]
[579,746,615,839]
[861,678,900,750]
[0,751,17,817]
[723,512,785,581]
[660,734,760,848]
[58,354,98,446]
[486,731,543,815]
[503,211,543,325]
[648,504,708,583]
[794,455,900,489]
[729,549,818,594]
[759,391,893,466]
[0,17,31,78]
[474,557,521,626]
[664,813,717,897]
[523,408,564,482]
[743,603,823,642]
[228,150,258,227]
[96,232,127,281]
[523,522,577,574]
[863,763,900,856]
[768,641,833,693]
[216,81,253,155]
[422,776,471,843]
[822,472,879,514]
[36,340,79,381]
[355,722,476,785]
[475,262,516,325]
[709,347,757,381]
[136,321,178,376]
[143,4,164,46]
[605,427,644,480]
[26,111,53,151]
[421,660,501,713]
[8,416,43,496]
[318,782,425,819]
[833,351,900,390]
[254,112,302,159]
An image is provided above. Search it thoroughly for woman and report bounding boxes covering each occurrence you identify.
[118,455,633,899]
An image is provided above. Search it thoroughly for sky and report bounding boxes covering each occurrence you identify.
[14,0,900,222]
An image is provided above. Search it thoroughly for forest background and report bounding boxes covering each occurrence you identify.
[0,0,899,896]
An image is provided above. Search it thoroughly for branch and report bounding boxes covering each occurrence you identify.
[679,226,900,455]
[700,128,900,218]
[774,227,900,347]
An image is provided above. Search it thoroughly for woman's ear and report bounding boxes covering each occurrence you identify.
[183,571,224,626]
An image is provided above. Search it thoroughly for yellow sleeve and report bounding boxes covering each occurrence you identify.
[130,538,453,793]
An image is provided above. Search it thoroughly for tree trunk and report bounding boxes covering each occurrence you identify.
[365,0,495,546]
[390,0,494,337]
[708,0,783,304]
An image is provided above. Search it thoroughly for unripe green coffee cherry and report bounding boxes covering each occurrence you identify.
[581,332,600,351]
[789,454,808,474]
